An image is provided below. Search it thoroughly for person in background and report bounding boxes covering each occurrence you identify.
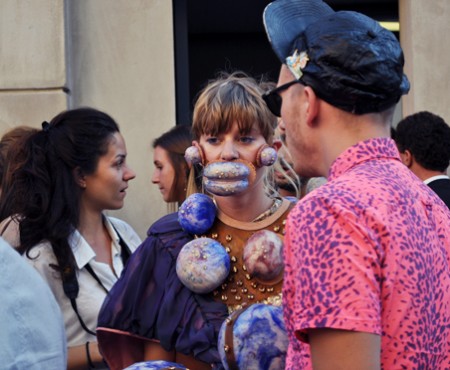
[262,0,450,368]
[0,125,38,245]
[304,176,327,195]
[0,125,38,193]
[393,110,450,208]
[151,124,193,212]
[0,108,142,369]
[97,72,294,370]
[0,237,67,369]
[273,143,301,201]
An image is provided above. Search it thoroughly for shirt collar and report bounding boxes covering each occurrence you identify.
[328,137,401,181]
[424,174,450,185]
[70,217,121,269]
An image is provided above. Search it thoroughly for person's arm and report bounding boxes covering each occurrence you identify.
[68,342,104,370]
[308,328,381,370]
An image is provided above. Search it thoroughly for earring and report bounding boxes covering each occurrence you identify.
[184,142,205,166]
[256,144,278,167]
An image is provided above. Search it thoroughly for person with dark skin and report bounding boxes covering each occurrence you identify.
[393,110,450,208]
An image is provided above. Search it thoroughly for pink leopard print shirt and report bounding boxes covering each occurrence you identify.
[283,138,450,369]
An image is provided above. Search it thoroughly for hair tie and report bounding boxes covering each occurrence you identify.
[42,121,51,132]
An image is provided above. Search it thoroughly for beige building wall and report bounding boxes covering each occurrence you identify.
[66,0,176,238]
[1,0,176,238]
[399,0,450,124]
[399,0,450,175]
[0,0,67,130]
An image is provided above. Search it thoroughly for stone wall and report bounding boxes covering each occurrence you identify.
[0,0,175,238]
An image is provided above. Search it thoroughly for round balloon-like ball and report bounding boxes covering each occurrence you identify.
[184,145,202,166]
[258,146,278,167]
[243,230,284,283]
[176,237,230,294]
[124,361,187,370]
[218,304,288,370]
[178,193,216,235]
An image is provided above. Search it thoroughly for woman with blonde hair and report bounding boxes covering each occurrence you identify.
[98,72,294,370]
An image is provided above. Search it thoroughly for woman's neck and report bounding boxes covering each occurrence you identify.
[214,190,274,223]
[78,208,113,266]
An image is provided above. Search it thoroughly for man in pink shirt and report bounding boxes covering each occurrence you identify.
[262,0,450,368]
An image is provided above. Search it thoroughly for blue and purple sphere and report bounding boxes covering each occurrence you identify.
[123,360,187,369]
[178,193,216,235]
[176,237,230,294]
[218,304,288,370]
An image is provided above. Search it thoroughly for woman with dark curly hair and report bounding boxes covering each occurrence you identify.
[0,108,142,369]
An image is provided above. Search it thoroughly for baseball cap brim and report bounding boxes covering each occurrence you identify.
[263,0,334,63]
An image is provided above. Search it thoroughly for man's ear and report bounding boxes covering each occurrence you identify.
[73,167,86,188]
[303,86,319,127]
[400,149,413,168]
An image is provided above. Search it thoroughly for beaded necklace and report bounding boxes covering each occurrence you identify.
[251,197,283,222]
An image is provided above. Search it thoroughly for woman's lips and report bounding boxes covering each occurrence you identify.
[202,160,256,196]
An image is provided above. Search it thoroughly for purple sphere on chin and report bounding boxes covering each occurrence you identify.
[178,193,216,235]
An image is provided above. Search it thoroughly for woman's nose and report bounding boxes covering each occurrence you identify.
[124,165,136,181]
[151,170,159,184]
[220,141,239,161]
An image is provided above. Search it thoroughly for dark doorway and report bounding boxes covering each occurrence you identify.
[173,0,398,125]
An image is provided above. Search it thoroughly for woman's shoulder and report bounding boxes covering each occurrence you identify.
[107,216,135,232]
[132,212,192,259]
[147,212,184,236]
[22,240,57,276]
[0,216,20,248]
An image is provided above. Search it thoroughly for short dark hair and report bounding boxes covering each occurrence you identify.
[395,111,450,172]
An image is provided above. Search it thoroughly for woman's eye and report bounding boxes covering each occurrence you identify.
[240,136,254,144]
[206,137,219,145]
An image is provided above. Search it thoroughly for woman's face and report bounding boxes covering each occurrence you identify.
[199,121,268,164]
[82,132,135,212]
[151,146,178,202]
[198,121,269,195]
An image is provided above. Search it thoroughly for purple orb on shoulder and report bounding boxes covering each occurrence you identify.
[178,193,216,235]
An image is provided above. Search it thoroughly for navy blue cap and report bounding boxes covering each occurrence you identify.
[264,0,410,114]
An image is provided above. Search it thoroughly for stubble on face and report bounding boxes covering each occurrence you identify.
[278,66,321,179]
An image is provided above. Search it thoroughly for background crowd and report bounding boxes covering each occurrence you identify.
[1,0,449,369]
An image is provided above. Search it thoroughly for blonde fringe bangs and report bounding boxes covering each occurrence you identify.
[192,73,277,143]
